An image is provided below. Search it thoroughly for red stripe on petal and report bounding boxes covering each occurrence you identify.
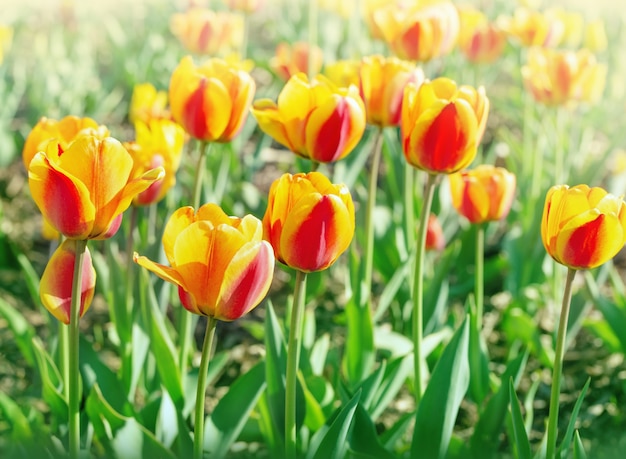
[311,100,350,163]
[44,167,92,239]
[420,104,468,172]
[182,79,209,139]
[561,214,603,268]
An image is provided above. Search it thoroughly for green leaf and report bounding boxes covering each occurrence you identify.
[343,296,375,388]
[204,361,267,459]
[32,337,67,421]
[9,241,44,315]
[557,378,591,459]
[470,350,529,456]
[468,296,491,404]
[572,430,587,459]
[347,404,395,459]
[306,390,360,459]
[380,411,414,451]
[509,379,532,459]
[86,384,177,459]
[0,392,33,442]
[411,317,470,459]
[373,257,411,323]
[370,355,411,421]
[0,297,36,366]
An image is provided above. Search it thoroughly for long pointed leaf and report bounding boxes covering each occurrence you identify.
[572,430,587,459]
[0,297,36,366]
[509,379,532,459]
[557,378,591,459]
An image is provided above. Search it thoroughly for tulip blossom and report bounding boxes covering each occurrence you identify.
[425,213,445,251]
[372,1,459,62]
[28,135,164,240]
[39,239,96,324]
[125,119,186,206]
[449,165,516,224]
[584,19,608,53]
[457,7,506,64]
[129,83,171,124]
[541,184,626,270]
[169,56,255,142]
[522,47,607,106]
[402,77,489,174]
[170,8,243,56]
[263,172,355,272]
[500,7,564,48]
[324,59,361,89]
[223,0,264,13]
[359,54,424,127]
[22,115,109,170]
[251,73,366,163]
[270,42,324,81]
[134,204,274,321]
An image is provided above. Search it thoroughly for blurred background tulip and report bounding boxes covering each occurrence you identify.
[402,77,489,174]
[223,0,264,14]
[500,7,565,48]
[251,73,366,163]
[457,6,507,64]
[263,171,355,272]
[541,184,626,270]
[169,56,255,143]
[39,239,96,324]
[28,135,164,240]
[0,24,13,65]
[129,83,171,125]
[324,59,361,89]
[135,203,274,320]
[449,165,516,224]
[425,213,446,251]
[270,41,324,82]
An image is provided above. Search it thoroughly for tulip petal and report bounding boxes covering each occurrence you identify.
[216,240,274,321]
[133,253,187,292]
[183,77,232,141]
[40,240,96,324]
[251,99,294,151]
[163,206,196,265]
[28,151,95,239]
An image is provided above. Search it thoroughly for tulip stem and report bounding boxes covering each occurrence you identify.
[365,127,384,314]
[405,157,415,255]
[285,270,307,459]
[546,267,577,459]
[193,316,218,459]
[181,141,211,384]
[68,239,87,459]
[475,223,485,330]
[412,173,438,404]
[59,318,70,401]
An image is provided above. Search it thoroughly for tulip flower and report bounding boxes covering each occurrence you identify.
[170,8,243,56]
[402,77,489,174]
[125,119,186,206]
[28,135,165,240]
[263,172,355,272]
[522,47,607,106]
[324,59,361,89]
[359,55,424,127]
[251,73,366,163]
[425,213,445,251]
[39,239,96,324]
[22,115,109,170]
[134,203,274,320]
[270,41,324,82]
[169,56,255,143]
[457,7,506,64]
[541,184,626,270]
[584,19,608,53]
[129,83,171,124]
[223,0,264,13]
[500,7,564,48]
[449,165,516,224]
[373,2,459,62]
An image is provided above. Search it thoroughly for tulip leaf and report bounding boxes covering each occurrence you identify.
[373,256,411,323]
[410,317,470,459]
[8,240,44,317]
[0,297,36,367]
[347,403,396,459]
[309,333,330,376]
[204,361,267,459]
[470,349,529,456]
[86,383,177,459]
[370,354,412,421]
[573,431,588,459]
[0,391,33,442]
[509,379,532,459]
[306,390,360,459]
[343,296,375,388]
[557,378,591,459]
[31,337,67,422]
[380,410,414,451]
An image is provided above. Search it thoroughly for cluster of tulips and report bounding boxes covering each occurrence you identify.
[11,0,626,458]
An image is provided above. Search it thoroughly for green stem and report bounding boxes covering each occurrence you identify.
[192,141,210,210]
[68,239,87,459]
[59,321,69,401]
[285,270,308,459]
[193,316,218,459]
[412,173,438,404]
[546,267,577,459]
[405,159,415,255]
[123,206,139,396]
[307,0,318,80]
[475,224,485,330]
[364,127,384,314]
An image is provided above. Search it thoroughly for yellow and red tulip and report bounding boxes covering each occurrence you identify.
[39,239,96,324]
[251,73,366,163]
[263,172,355,272]
[401,77,489,174]
[425,213,446,251]
[373,1,459,62]
[134,204,274,321]
[324,59,361,89]
[22,115,109,170]
[169,56,255,142]
[129,83,171,125]
[28,135,164,240]
[270,41,324,82]
[449,165,516,224]
[500,7,564,48]
[359,54,424,127]
[541,184,626,270]
[170,8,243,56]
[125,119,186,206]
[457,7,506,64]
[522,47,607,106]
